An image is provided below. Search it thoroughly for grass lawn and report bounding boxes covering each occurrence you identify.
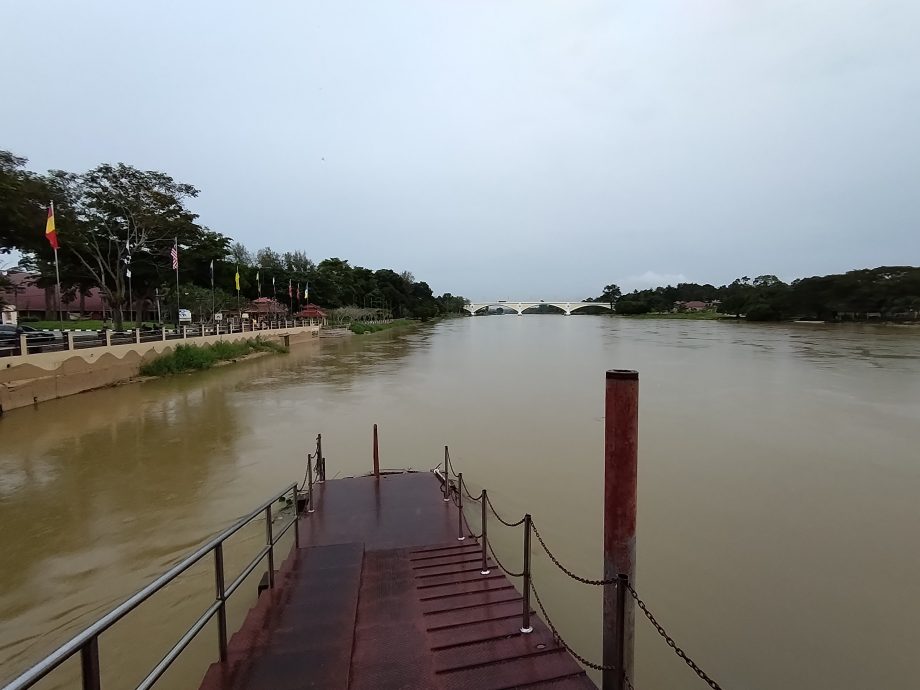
[348,319,413,334]
[139,337,287,376]
[23,320,159,331]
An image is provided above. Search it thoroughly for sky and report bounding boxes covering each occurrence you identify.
[2,0,919,299]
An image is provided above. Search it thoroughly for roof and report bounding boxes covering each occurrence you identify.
[295,304,327,318]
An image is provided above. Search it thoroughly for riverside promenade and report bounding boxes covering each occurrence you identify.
[0,322,320,412]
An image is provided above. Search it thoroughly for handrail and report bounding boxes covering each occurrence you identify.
[5,482,299,690]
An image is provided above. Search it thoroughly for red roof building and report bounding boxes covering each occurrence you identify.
[294,304,327,319]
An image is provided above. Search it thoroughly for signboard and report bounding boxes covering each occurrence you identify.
[178,309,192,322]
[242,313,250,320]
[214,312,223,322]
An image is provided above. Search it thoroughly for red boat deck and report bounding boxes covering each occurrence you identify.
[199,472,595,689]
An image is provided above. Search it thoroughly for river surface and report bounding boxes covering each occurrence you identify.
[1,316,919,689]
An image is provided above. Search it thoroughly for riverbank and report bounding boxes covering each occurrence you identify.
[348,318,413,334]
[0,324,319,413]
[139,337,287,376]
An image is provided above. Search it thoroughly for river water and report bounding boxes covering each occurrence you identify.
[1,316,919,689]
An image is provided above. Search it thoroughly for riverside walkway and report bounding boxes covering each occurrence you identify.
[199,471,594,689]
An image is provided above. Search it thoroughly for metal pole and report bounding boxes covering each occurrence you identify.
[80,637,101,690]
[155,287,161,324]
[293,488,301,547]
[373,424,380,476]
[214,544,228,662]
[175,238,180,329]
[602,370,638,689]
[443,446,450,501]
[521,514,533,633]
[480,489,490,574]
[265,506,275,589]
[307,454,315,513]
[317,434,325,482]
[53,246,64,332]
[457,472,465,541]
[614,574,628,690]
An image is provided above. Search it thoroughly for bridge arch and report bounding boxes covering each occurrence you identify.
[463,301,615,315]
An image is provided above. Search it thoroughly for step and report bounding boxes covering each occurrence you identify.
[437,648,589,690]
[433,627,561,672]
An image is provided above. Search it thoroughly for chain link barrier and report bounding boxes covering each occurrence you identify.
[529,576,617,672]
[530,520,617,586]
[626,582,723,690]
[484,536,524,578]
[484,492,527,528]
[440,459,724,690]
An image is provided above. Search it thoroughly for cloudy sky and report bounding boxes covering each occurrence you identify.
[2,1,918,299]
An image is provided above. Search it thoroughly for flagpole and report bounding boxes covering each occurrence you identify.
[210,260,215,327]
[50,201,64,332]
[174,238,180,328]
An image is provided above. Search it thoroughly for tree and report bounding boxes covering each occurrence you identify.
[50,163,202,329]
[600,283,621,311]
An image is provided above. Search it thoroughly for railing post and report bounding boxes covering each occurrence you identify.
[521,514,533,633]
[67,331,75,350]
[373,424,380,476]
[307,453,315,513]
[317,434,325,482]
[135,328,141,344]
[214,543,228,662]
[19,333,28,355]
[105,329,112,346]
[457,472,465,541]
[265,506,275,589]
[480,489,490,574]
[613,574,628,690]
[293,487,301,547]
[443,446,450,501]
[80,636,101,690]
[603,370,638,688]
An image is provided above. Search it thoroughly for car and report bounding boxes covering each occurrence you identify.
[0,324,58,344]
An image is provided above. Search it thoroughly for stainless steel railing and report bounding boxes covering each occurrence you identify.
[4,482,300,690]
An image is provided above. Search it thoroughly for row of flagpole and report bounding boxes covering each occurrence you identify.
[44,204,310,327]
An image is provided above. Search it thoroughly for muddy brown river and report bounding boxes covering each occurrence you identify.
[1,316,919,688]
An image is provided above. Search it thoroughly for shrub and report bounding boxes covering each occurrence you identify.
[19,315,40,323]
[140,337,288,377]
[615,300,651,315]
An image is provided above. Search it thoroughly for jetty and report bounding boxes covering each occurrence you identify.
[199,471,594,689]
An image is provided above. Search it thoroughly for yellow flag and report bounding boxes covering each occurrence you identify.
[235,270,240,291]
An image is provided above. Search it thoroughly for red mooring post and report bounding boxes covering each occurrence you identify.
[372,424,380,477]
[603,370,638,690]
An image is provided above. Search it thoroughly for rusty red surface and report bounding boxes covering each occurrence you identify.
[199,472,595,689]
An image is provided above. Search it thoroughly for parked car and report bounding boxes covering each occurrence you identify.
[0,324,58,344]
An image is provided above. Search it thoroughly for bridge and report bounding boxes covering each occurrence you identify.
[463,300,613,315]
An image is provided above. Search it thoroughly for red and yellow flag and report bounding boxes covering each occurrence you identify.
[45,204,59,250]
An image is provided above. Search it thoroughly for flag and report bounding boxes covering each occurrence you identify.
[288,279,292,297]
[45,204,59,250]
[210,259,214,286]
[235,268,240,291]
[256,270,260,292]
[305,282,309,300]
[297,282,301,300]
[170,242,179,270]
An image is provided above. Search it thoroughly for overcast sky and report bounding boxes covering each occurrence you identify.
[2,1,919,299]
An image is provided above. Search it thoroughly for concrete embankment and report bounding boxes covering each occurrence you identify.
[0,326,320,413]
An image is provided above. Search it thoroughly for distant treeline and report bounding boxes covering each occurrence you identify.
[592,267,920,321]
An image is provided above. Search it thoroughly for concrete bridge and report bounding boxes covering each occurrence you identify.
[463,300,613,315]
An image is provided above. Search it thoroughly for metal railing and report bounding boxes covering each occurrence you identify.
[0,318,323,358]
[436,449,723,690]
[4,483,301,690]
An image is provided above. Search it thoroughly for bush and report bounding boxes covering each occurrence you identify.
[615,300,651,315]
[745,302,783,321]
[19,315,40,323]
[140,337,287,377]
[349,319,411,334]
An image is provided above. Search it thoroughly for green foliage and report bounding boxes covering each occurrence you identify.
[139,337,287,377]
[19,315,40,322]
[1,149,467,328]
[615,300,651,315]
[349,319,411,334]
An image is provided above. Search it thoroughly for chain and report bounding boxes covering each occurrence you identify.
[485,492,526,527]
[529,576,617,672]
[626,583,722,690]
[459,504,483,540]
[461,482,483,502]
[485,536,524,577]
[530,520,617,586]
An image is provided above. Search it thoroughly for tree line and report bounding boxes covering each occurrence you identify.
[590,268,920,321]
[0,150,467,327]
